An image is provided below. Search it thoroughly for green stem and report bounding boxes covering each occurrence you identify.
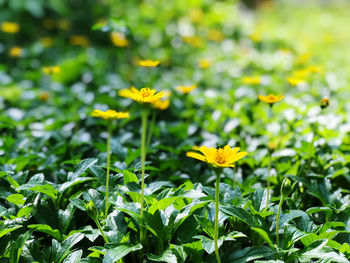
[266,152,272,209]
[214,169,222,263]
[276,195,284,246]
[146,112,156,149]
[105,121,112,218]
[94,218,109,244]
[140,110,149,243]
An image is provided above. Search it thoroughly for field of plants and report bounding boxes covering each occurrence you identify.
[1,0,350,262]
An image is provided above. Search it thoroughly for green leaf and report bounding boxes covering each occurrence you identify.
[0,225,22,239]
[103,243,142,263]
[251,189,267,212]
[70,158,98,180]
[28,224,62,241]
[193,215,215,239]
[226,246,274,262]
[10,229,35,263]
[63,250,83,263]
[194,235,224,254]
[123,170,139,185]
[148,248,177,263]
[27,184,58,200]
[220,205,254,226]
[7,194,25,206]
[251,227,273,247]
[59,177,97,194]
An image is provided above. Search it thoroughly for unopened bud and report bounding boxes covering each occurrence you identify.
[281,178,293,197]
[320,98,329,109]
[85,200,98,220]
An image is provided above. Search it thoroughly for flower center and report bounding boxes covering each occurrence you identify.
[140,88,151,98]
[215,149,226,164]
[267,95,275,100]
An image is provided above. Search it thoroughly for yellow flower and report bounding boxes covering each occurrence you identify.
[9,46,22,57]
[186,145,247,168]
[320,98,329,109]
[153,99,170,110]
[292,69,310,78]
[1,21,20,34]
[207,29,225,42]
[182,36,204,47]
[249,32,261,43]
[258,94,285,104]
[242,76,260,85]
[138,60,160,67]
[176,85,197,94]
[39,91,50,101]
[40,37,53,47]
[306,66,322,73]
[70,35,90,46]
[295,53,312,64]
[287,77,305,86]
[198,59,211,69]
[42,66,61,75]
[189,9,203,23]
[110,32,129,47]
[57,19,70,30]
[91,109,130,120]
[119,87,164,103]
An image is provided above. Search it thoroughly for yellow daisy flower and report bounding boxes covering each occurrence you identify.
[306,66,323,73]
[186,145,247,168]
[258,94,285,104]
[153,99,170,110]
[110,32,129,47]
[138,60,160,67]
[9,46,22,57]
[70,35,90,46]
[42,66,61,75]
[40,37,53,47]
[119,87,164,104]
[1,21,20,34]
[176,85,197,94]
[287,77,305,86]
[242,76,261,85]
[91,109,130,120]
[198,59,211,69]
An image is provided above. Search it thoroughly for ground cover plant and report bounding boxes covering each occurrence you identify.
[1,0,350,262]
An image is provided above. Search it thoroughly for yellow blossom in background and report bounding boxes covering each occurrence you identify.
[1,21,20,33]
[198,59,211,69]
[182,36,204,47]
[110,32,129,47]
[153,99,170,110]
[119,87,164,103]
[42,18,55,30]
[70,35,90,46]
[306,66,323,73]
[258,94,285,104]
[138,60,160,67]
[189,9,203,23]
[249,32,261,42]
[278,48,292,55]
[9,46,22,57]
[40,37,53,47]
[57,19,70,30]
[42,66,61,75]
[207,29,225,42]
[242,76,261,85]
[292,69,310,78]
[186,145,247,168]
[91,109,130,120]
[39,91,50,101]
[177,85,197,94]
[295,53,312,64]
[287,77,305,86]
[320,98,329,109]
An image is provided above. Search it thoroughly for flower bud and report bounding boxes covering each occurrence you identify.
[320,98,329,109]
[281,178,293,197]
[85,200,98,220]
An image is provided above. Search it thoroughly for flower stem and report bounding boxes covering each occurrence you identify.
[146,112,156,149]
[105,121,112,218]
[94,218,109,244]
[214,169,222,263]
[276,195,284,246]
[140,110,149,243]
[266,152,272,209]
